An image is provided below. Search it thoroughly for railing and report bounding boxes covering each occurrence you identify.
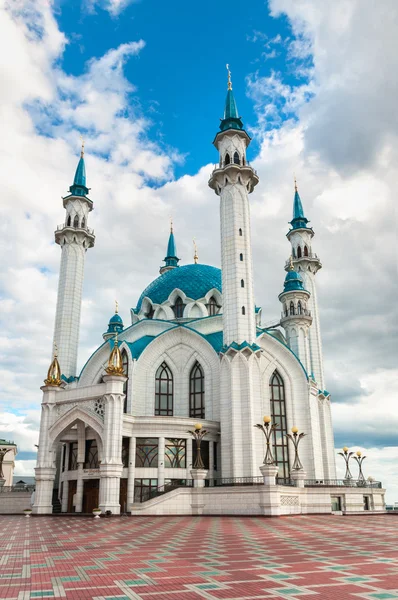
[0,485,35,493]
[56,224,94,235]
[276,477,295,487]
[304,479,382,488]
[281,309,312,318]
[212,163,258,177]
[285,254,319,267]
[214,477,264,486]
[140,480,193,503]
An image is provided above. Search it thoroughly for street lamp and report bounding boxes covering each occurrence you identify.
[254,416,278,465]
[0,446,12,487]
[188,423,208,469]
[285,427,306,470]
[338,446,354,482]
[353,450,366,484]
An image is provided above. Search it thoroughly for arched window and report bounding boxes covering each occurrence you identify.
[233,151,240,165]
[297,301,302,315]
[284,305,288,317]
[292,247,296,258]
[269,371,290,480]
[297,246,302,259]
[172,296,185,318]
[190,361,205,418]
[67,215,71,227]
[242,306,245,315]
[208,296,218,316]
[289,301,294,315]
[225,153,230,165]
[155,362,173,416]
[304,246,309,257]
[239,253,243,261]
[73,215,79,228]
[122,350,129,413]
[239,228,242,236]
[146,307,154,319]
[241,279,244,288]
[81,217,85,229]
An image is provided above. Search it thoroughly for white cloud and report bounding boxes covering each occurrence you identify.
[85,0,138,17]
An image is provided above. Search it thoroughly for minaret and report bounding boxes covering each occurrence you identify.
[209,65,259,345]
[286,181,324,388]
[53,142,95,379]
[159,219,180,274]
[279,258,312,372]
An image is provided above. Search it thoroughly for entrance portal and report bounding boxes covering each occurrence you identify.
[83,479,100,513]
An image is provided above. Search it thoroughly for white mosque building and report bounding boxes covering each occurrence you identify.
[33,73,385,516]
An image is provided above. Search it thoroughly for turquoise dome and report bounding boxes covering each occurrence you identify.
[107,312,123,333]
[136,264,222,310]
[283,270,306,292]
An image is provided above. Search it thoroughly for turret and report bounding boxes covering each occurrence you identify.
[208,66,258,345]
[52,141,95,379]
[160,220,180,274]
[103,302,124,341]
[279,259,312,371]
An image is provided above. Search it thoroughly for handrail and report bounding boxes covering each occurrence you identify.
[140,480,193,503]
[304,479,382,488]
[0,485,35,493]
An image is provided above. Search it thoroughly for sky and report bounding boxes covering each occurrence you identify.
[0,0,397,499]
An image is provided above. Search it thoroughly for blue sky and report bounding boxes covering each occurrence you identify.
[1,0,397,498]
[55,0,303,177]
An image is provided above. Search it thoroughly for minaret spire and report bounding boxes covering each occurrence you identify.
[53,141,95,379]
[159,218,180,274]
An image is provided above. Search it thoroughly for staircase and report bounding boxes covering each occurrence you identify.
[52,489,62,514]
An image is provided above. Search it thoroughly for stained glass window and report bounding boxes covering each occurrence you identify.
[165,439,186,468]
[155,362,173,415]
[135,438,159,467]
[269,371,290,480]
[190,362,205,418]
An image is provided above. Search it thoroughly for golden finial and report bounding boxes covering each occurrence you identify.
[105,332,125,376]
[294,175,298,192]
[44,345,62,386]
[115,300,119,314]
[193,238,198,264]
[170,217,173,234]
[288,256,294,271]
[226,63,232,91]
[80,134,85,158]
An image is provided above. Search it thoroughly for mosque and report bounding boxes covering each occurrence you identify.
[32,72,385,516]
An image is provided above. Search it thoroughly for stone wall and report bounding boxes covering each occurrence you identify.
[0,492,32,514]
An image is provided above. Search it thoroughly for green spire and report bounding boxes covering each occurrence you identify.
[69,140,89,197]
[163,219,179,269]
[219,64,244,132]
[290,179,309,230]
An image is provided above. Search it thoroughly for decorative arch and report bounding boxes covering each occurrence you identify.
[289,301,295,315]
[73,215,79,228]
[67,215,72,227]
[269,370,290,479]
[172,296,185,318]
[48,406,104,454]
[81,217,86,229]
[155,362,173,416]
[297,246,302,259]
[233,151,240,165]
[225,153,230,165]
[304,245,309,257]
[190,361,205,418]
[207,296,218,316]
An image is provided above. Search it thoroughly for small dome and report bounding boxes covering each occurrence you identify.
[136,264,222,311]
[283,270,306,292]
[107,312,123,333]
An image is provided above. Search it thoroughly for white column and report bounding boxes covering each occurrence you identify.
[186,437,193,480]
[75,464,84,512]
[61,479,69,513]
[208,441,214,485]
[127,437,136,508]
[158,437,165,488]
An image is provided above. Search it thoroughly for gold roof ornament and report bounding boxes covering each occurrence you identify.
[288,256,294,271]
[294,175,298,192]
[80,134,85,158]
[115,299,119,314]
[193,238,199,264]
[170,217,173,234]
[44,346,62,386]
[226,63,232,90]
[105,333,125,376]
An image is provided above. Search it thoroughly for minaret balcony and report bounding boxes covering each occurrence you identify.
[55,223,96,248]
[208,162,259,194]
[56,223,94,235]
[285,255,322,271]
[280,310,312,326]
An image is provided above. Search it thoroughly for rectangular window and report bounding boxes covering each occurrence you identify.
[135,438,159,467]
[68,442,78,471]
[214,441,218,471]
[331,496,342,511]
[84,440,99,469]
[134,478,158,503]
[122,437,130,467]
[165,439,186,468]
[363,496,370,511]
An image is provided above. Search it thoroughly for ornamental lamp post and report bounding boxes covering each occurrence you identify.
[0,446,12,488]
[285,426,306,471]
[353,450,366,484]
[338,446,354,483]
[188,423,208,469]
[254,416,278,465]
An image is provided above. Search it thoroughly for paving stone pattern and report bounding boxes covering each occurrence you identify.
[0,515,397,600]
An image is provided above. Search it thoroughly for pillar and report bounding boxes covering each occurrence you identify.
[158,437,165,488]
[127,437,136,509]
[75,463,84,512]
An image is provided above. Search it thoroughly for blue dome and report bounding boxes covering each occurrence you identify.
[136,264,222,310]
[109,313,123,324]
[107,312,123,333]
[283,270,306,292]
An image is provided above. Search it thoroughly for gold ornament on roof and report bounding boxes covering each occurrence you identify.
[226,63,232,90]
[105,333,125,376]
[294,175,298,192]
[288,256,294,271]
[170,217,173,233]
[80,134,85,158]
[193,238,198,264]
[44,346,62,386]
[115,299,119,314]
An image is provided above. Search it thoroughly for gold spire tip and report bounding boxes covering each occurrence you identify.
[170,217,173,233]
[115,300,119,314]
[226,63,232,91]
[288,256,294,270]
[80,134,85,158]
[294,175,298,192]
[193,238,198,264]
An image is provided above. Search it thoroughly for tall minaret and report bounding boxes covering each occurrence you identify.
[209,65,259,345]
[286,181,324,388]
[159,220,179,274]
[53,142,95,379]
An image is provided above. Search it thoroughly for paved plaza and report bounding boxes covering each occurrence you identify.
[0,515,397,600]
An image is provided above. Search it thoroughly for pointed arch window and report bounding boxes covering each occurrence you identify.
[225,153,230,165]
[81,217,85,229]
[269,371,290,480]
[239,228,242,236]
[289,301,295,315]
[233,151,240,165]
[242,306,245,315]
[241,279,244,288]
[122,350,129,413]
[190,361,205,418]
[297,301,302,315]
[73,215,79,228]
[239,253,243,261]
[304,246,309,257]
[297,246,302,259]
[172,296,185,318]
[67,215,71,227]
[155,362,173,416]
[208,296,218,316]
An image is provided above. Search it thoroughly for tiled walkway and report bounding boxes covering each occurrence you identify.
[0,515,397,600]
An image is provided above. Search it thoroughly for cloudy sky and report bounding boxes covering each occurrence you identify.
[0,0,397,500]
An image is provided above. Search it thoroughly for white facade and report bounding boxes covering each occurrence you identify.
[33,82,375,517]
